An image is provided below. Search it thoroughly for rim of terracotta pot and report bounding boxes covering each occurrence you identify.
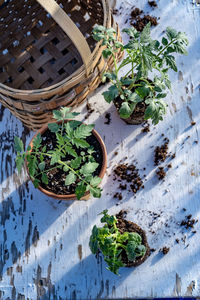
[27,120,107,200]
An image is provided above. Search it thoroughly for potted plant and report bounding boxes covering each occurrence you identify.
[93,23,188,125]
[14,107,107,200]
[89,210,150,275]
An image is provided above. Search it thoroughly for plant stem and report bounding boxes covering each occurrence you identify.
[156,38,176,57]
[30,151,97,193]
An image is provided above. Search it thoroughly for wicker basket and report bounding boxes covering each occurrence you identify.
[0,0,123,130]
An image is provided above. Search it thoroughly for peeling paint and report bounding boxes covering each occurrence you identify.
[174,273,182,296]
[32,226,39,247]
[178,71,183,81]
[78,244,82,260]
[25,220,32,258]
[186,280,196,296]
[0,197,15,226]
[34,263,55,300]
[11,241,21,265]
[186,106,193,122]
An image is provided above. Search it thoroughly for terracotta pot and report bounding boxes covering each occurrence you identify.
[27,120,107,201]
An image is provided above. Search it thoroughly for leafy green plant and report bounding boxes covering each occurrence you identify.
[93,23,188,124]
[14,107,102,200]
[89,210,146,275]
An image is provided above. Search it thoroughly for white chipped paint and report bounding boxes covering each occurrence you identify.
[0,0,200,299]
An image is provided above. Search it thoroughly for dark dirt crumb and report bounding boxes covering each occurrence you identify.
[191,121,196,126]
[160,246,170,255]
[114,163,144,194]
[180,214,198,229]
[194,140,198,144]
[119,183,127,190]
[150,248,156,252]
[156,167,166,180]
[114,151,118,156]
[104,113,111,125]
[114,192,123,201]
[171,153,176,159]
[148,0,157,7]
[141,123,150,133]
[130,7,158,32]
[167,163,172,168]
[175,238,180,244]
[116,210,128,219]
[183,208,187,211]
[154,138,169,165]
[131,7,143,18]
[192,230,197,234]
[84,102,95,120]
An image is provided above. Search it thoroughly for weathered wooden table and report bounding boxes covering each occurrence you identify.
[0,0,200,299]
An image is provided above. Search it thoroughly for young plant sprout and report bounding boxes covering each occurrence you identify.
[14,108,103,200]
[93,23,188,124]
[89,210,147,275]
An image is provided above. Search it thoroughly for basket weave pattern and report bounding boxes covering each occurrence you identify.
[0,0,123,130]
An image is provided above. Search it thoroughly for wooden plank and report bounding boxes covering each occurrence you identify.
[0,0,200,299]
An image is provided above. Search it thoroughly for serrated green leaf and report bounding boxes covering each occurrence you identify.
[75,182,87,200]
[73,138,90,148]
[33,133,42,149]
[16,155,25,173]
[48,123,59,133]
[65,171,77,185]
[166,27,178,40]
[140,22,151,43]
[28,156,37,177]
[50,152,60,165]
[90,176,102,187]
[14,136,24,152]
[65,146,78,158]
[74,124,94,139]
[162,37,168,46]
[80,162,99,175]
[38,161,45,171]
[53,110,62,121]
[70,157,82,169]
[102,49,112,59]
[33,178,40,188]
[156,93,167,99]
[135,86,150,98]
[142,48,153,70]
[41,173,48,185]
[102,85,119,103]
[165,55,177,72]
[119,102,132,119]
[102,72,117,83]
[89,186,101,198]
[102,91,113,103]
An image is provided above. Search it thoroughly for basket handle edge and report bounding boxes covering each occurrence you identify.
[36,0,92,75]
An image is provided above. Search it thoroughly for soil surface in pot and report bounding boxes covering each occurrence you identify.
[116,210,150,267]
[37,128,103,195]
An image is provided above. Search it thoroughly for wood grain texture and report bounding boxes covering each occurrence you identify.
[0,0,200,299]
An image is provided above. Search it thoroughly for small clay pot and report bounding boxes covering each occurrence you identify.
[116,211,150,267]
[27,120,107,201]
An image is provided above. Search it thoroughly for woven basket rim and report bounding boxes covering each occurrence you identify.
[0,0,110,95]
